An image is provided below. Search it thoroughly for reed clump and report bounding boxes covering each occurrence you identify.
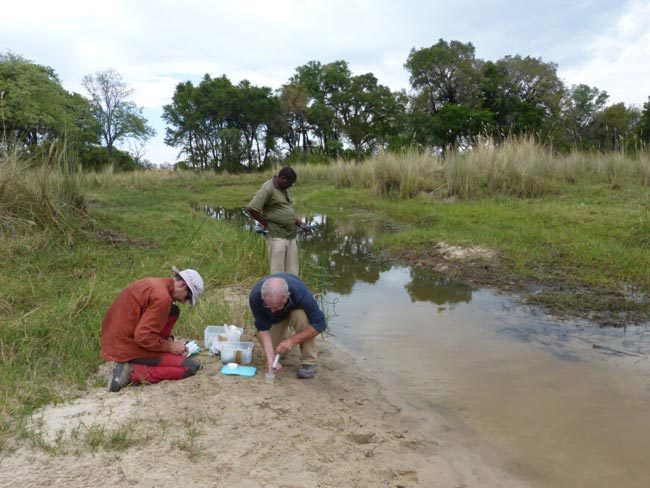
[637,149,649,186]
[295,137,646,200]
[596,151,630,189]
[486,137,553,197]
[0,144,86,244]
[370,150,442,198]
[296,150,443,198]
[555,151,590,184]
[446,144,486,198]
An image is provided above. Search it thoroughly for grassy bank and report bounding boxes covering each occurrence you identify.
[1,144,648,450]
[0,163,271,450]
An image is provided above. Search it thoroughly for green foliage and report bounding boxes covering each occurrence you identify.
[82,69,155,157]
[590,103,640,152]
[430,104,492,153]
[278,82,311,157]
[404,42,565,154]
[337,72,405,160]
[479,56,564,140]
[282,60,406,161]
[0,52,98,151]
[405,39,479,113]
[638,97,650,143]
[78,145,141,172]
[163,75,280,171]
[561,84,610,148]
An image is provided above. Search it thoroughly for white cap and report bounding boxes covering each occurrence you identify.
[172,266,204,306]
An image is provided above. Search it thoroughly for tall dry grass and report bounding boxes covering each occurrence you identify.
[486,137,553,196]
[370,150,443,198]
[82,165,207,189]
[0,144,86,243]
[637,149,649,186]
[296,150,444,198]
[555,151,590,184]
[297,137,646,199]
[595,151,630,188]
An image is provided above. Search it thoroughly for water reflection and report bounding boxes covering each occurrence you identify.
[300,214,391,295]
[205,207,472,306]
[203,206,258,232]
[405,267,472,306]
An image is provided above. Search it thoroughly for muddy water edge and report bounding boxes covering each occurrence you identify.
[209,207,650,488]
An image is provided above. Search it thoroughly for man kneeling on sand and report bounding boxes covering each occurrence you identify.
[101,266,205,392]
[249,273,327,379]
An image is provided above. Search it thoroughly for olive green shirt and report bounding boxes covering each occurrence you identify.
[247,178,297,239]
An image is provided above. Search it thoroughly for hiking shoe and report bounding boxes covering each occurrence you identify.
[297,364,317,379]
[108,362,132,392]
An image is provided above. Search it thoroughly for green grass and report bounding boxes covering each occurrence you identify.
[1,147,648,451]
[0,165,272,451]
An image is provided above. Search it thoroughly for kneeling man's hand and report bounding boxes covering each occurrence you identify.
[169,340,187,355]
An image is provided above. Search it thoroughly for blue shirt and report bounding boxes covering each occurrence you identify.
[249,273,327,333]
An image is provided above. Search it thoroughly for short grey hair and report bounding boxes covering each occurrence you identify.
[261,277,289,301]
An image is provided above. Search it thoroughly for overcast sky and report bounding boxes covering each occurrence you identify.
[2,0,649,165]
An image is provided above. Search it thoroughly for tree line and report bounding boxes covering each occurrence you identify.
[0,53,153,170]
[2,40,650,171]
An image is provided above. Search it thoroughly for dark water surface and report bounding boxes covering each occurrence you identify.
[209,207,650,488]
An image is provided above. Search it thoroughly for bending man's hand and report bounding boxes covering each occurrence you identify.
[275,338,295,355]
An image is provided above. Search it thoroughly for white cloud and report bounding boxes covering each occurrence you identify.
[560,0,650,107]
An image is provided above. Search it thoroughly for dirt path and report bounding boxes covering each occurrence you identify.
[0,337,530,488]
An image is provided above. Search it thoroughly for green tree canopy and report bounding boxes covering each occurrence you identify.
[82,69,154,156]
[637,97,650,144]
[338,73,405,160]
[405,39,481,115]
[284,60,404,160]
[479,55,564,139]
[561,84,609,148]
[591,102,640,151]
[163,74,279,171]
[0,52,97,152]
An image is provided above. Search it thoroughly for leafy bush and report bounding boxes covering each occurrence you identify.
[78,146,140,172]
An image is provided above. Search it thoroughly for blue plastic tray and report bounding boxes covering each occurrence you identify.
[220,365,257,377]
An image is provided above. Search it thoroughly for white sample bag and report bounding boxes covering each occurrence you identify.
[208,324,243,354]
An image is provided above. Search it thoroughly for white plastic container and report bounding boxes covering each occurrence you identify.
[204,324,244,352]
[204,325,226,349]
[220,342,254,365]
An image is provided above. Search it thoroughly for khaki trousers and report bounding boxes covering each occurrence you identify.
[267,237,299,275]
[269,309,317,365]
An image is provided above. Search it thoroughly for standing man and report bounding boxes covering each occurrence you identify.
[101,266,205,392]
[249,273,327,379]
[246,167,305,276]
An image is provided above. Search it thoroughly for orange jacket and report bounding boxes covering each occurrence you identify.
[101,277,176,361]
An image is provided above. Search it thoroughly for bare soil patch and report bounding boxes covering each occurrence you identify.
[0,337,529,488]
